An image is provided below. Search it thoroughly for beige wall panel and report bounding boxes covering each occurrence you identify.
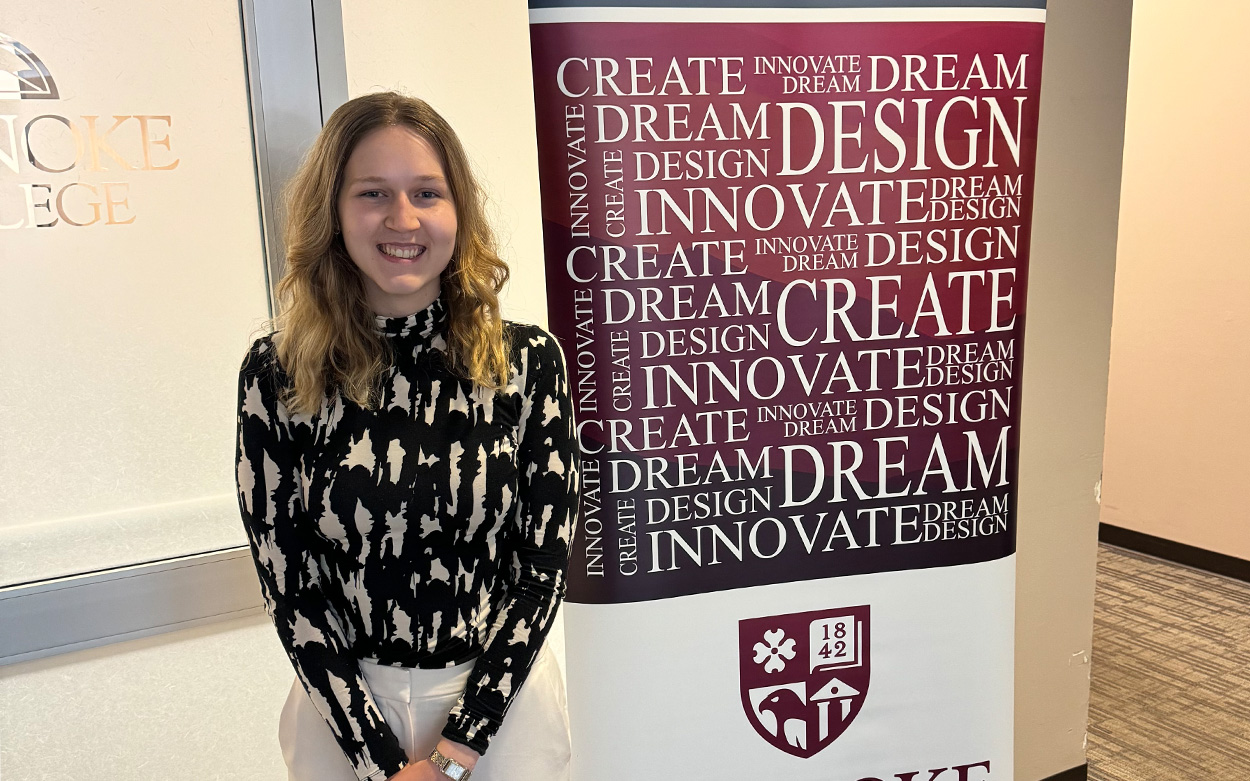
[1015,0,1133,778]
[1101,1,1250,560]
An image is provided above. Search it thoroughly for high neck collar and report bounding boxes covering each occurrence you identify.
[374,297,446,343]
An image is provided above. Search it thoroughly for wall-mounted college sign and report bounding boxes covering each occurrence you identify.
[0,29,180,230]
[528,1,1046,778]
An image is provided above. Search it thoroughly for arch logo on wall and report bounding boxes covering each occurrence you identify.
[0,32,59,101]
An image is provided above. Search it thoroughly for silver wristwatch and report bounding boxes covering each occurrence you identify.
[429,748,473,781]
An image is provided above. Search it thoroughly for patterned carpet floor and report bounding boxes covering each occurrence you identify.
[1087,544,1250,781]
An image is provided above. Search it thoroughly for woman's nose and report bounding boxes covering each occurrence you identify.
[386,195,422,231]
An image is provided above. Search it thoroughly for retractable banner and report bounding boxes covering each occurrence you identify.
[528,3,1046,779]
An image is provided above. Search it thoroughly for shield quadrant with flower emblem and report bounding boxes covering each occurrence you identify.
[739,606,871,758]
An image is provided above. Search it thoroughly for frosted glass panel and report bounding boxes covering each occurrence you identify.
[0,1,270,585]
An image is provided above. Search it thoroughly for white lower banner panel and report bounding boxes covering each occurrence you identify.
[565,557,1014,780]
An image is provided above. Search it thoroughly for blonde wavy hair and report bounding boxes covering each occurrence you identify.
[274,92,511,413]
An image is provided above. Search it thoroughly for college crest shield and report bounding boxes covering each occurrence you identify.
[739,606,871,758]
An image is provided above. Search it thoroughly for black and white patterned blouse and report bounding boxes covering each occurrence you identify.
[235,298,579,781]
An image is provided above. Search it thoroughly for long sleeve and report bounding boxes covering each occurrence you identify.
[441,326,581,753]
[236,338,410,781]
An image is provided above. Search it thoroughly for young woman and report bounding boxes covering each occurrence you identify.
[236,92,579,781]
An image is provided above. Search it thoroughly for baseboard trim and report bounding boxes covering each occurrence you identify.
[0,548,263,665]
[1100,523,1250,584]
[1041,763,1087,781]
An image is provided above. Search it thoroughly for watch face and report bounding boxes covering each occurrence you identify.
[445,764,466,781]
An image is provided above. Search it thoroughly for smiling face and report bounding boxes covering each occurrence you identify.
[336,125,458,317]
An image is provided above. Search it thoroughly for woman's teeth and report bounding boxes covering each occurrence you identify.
[381,244,423,259]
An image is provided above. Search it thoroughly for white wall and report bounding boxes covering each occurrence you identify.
[0,614,291,780]
[1014,1,1134,778]
[1101,0,1250,561]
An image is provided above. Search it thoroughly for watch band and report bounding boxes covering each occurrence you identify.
[429,748,473,781]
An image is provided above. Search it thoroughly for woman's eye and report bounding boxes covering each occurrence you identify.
[418,190,440,199]
[360,190,384,198]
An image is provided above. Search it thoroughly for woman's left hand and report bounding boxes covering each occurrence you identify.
[388,759,446,781]
[431,738,481,774]
[391,739,481,780]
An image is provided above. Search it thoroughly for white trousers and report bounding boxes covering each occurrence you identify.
[279,645,571,781]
